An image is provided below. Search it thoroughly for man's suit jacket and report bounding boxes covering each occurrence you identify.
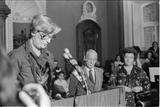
[69,66,104,97]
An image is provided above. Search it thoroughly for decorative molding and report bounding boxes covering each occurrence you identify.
[0,0,10,51]
[79,0,97,22]
[12,0,46,23]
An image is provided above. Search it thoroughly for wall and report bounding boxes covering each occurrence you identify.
[105,0,123,60]
[46,1,81,70]
[46,0,122,69]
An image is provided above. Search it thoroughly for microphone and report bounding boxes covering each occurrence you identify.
[63,48,79,68]
[63,52,83,84]
[64,48,72,59]
[63,53,78,68]
[63,48,89,93]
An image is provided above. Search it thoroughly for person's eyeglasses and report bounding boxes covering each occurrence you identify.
[37,31,56,40]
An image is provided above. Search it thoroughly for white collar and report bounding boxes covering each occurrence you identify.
[85,66,94,72]
[84,66,95,77]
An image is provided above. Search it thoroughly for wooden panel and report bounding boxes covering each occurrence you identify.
[51,87,125,106]
[76,88,125,106]
[51,97,74,106]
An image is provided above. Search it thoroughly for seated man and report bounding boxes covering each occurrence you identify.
[8,14,61,94]
[69,49,104,97]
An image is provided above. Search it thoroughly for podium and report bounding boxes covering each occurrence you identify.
[51,87,125,106]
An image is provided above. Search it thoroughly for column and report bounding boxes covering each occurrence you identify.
[0,0,10,50]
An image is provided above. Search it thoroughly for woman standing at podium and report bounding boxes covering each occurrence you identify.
[111,47,150,107]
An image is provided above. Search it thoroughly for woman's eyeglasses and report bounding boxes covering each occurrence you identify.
[37,31,56,40]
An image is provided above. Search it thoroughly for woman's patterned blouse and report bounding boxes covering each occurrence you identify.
[109,65,150,106]
[116,65,150,91]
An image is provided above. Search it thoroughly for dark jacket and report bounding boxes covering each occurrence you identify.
[8,40,55,92]
[148,47,159,56]
[69,66,104,97]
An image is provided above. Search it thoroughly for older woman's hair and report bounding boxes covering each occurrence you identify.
[29,14,61,38]
[0,48,19,105]
[122,47,137,61]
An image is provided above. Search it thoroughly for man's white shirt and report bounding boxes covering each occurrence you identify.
[85,66,95,82]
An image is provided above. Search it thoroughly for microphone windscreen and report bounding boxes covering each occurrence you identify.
[68,53,72,58]
[64,48,70,54]
[64,48,73,58]
[63,53,69,59]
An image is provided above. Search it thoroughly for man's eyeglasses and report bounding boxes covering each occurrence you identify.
[37,31,56,40]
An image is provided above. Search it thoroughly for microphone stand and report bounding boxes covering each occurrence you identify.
[65,58,90,95]
[73,83,78,107]
[63,49,90,95]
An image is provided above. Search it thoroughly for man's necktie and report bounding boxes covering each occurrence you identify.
[89,70,94,83]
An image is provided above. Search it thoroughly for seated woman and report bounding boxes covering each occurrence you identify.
[142,50,157,78]
[148,41,159,57]
[52,71,69,99]
[132,46,142,68]
[112,55,123,72]
[108,55,123,87]
[148,41,159,67]
[110,47,150,106]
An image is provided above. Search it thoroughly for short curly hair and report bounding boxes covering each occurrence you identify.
[29,14,61,38]
[122,47,137,61]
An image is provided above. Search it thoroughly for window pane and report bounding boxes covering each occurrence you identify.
[144,26,154,49]
[143,3,159,22]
